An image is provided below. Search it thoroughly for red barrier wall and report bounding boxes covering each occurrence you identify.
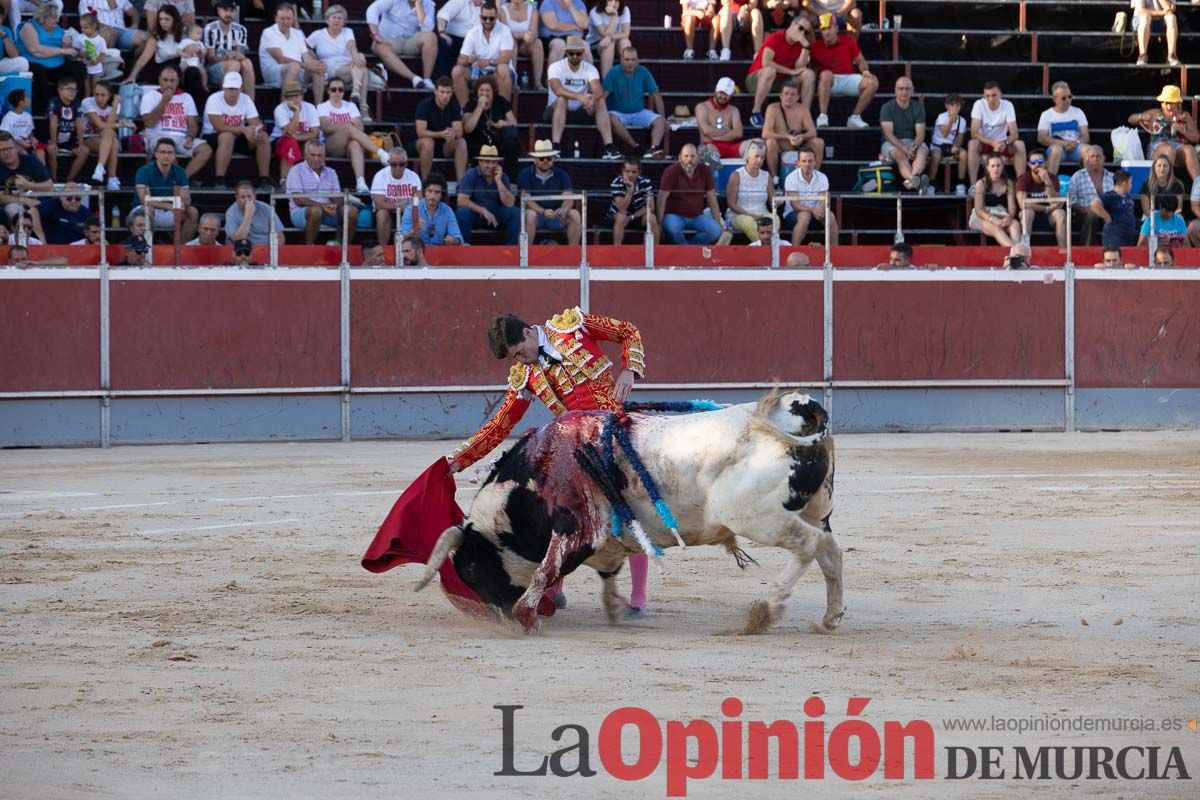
[0,280,99,392]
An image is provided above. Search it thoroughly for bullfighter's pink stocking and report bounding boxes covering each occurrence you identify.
[628,553,648,609]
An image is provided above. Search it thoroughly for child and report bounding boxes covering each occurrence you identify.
[82,82,122,190]
[1136,194,1187,249]
[77,14,110,95]
[47,78,90,183]
[1100,169,1137,248]
[929,93,968,193]
[0,89,44,166]
[180,24,209,92]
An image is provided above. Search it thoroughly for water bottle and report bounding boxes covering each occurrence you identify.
[520,71,530,90]
[111,203,120,230]
[573,140,580,159]
[663,15,671,28]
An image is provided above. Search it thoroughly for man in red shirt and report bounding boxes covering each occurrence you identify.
[657,143,723,243]
[745,14,815,128]
[809,13,875,129]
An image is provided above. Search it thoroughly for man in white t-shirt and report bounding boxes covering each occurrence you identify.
[783,146,837,244]
[1036,81,1089,177]
[259,3,326,100]
[370,147,423,245]
[79,0,149,52]
[139,65,212,179]
[451,2,514,106]
[967,81,1026,184]
[202,73,272,189]
[545,36,619,159]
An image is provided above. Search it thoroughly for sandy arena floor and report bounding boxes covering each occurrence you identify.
[1,432,1198,799]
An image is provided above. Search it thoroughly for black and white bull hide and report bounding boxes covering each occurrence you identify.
[417,390,842,633]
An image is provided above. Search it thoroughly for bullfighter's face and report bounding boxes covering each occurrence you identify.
[507,327,540,365]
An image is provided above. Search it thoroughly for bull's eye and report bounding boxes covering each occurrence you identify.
[461,563,475,581]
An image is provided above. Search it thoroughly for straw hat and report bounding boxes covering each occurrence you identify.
[564,36,586,52]
[1156,85,1183,104]
[528,139,559,158]
[477,144,502,161]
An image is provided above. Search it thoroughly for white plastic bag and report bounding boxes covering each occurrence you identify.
[1111,126,1145,162]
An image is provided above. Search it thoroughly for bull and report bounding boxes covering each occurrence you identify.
[416,390,843,633]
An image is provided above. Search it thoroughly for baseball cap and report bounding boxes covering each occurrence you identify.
[215,0,237,7]
[128,238,149,254]
[818,13,835,29]
[233,238,252,255]
[715,77,737,97]
[222,72,243,90]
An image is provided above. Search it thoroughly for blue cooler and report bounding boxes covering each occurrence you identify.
[1121,160,1152,194]
[0,72,32,115]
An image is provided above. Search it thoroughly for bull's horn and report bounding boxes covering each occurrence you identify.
[414,526,464,592]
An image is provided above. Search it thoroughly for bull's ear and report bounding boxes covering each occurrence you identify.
[414,526,464,592]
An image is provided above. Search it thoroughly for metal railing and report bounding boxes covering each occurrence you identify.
[770,190,833,270]
[269,190,352,268]
[519,191,588,307]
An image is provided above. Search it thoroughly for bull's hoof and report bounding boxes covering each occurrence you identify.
[514,604,539,633]
[815,610,845,634]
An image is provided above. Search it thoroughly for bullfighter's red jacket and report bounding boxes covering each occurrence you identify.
[450,307,646,470]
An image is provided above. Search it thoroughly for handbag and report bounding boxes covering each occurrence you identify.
[1111,126,1145,162]
[854,162,896,194]
[274,135,302,164]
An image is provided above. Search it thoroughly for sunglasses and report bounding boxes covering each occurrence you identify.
[534,156,554,161]
[1029,159,1045,165]
[480,15,496,20]
[329,86,344,93]
[389,161,406,167]
[1056,95,1072,100]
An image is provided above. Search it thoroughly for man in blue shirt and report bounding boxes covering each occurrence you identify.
[516,139,581,244]
[539,0,589,64]
[454,145,521,244]
[42,187,93,244]
[399,172,463,245]
[134,139,199,243]
[1099,169,1137,248]
[602,47,666,159]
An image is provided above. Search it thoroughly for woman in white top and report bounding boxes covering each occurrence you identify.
[499,0,543,90]
[308,5,376,119]
[587,0,629,79]
[317,76,391,194]
[725,140,774,242]
[123,5,205,110]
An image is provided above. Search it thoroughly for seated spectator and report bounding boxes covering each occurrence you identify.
[968,152,1021,247]
[361,237,388,267]
[203,73,272,190]
[880,241,913,269]
[1128,85,1198,183]
[188,213,223,245]
[17,6,88,115]
[782,146,835,244]
[880,76,928,192]
[309,6,376,116]
[5,212,44,245]
[517,139,582,243]
[42,187,91,244]
[145,0,197,33]
[454,145,520,244]
[810,14,873,129]
[260,4,325,99]
[803,0,861,35]
[230,238,260,266]
[718,0,765,60]
[401,234,430,266]
[286,140,359,244]
[725,140,774,242]
[226,180,288,245]
[71,216,102,245]
[399,171,462,245]
[367,0,437,92]
[1068,144,1114,246]
[462,75,520,177]
[763,78,822,175]
[696,77,747,162]
[5,241,69,266]
[437,0,486,78]
[123,3,206,110]
[1037,82,1088,177]
[546,36,619,159]
[928,93,967,192]
[415,77,469,180]
[606,155,653,244]
[1189,174,1200,246]
[117,237,149,266]
[541,0,591,66]
[371,147,423,246]
[0,89,39,161]
[134,138,199,243]
[602,47,665,160]
[746,14,813,128]
[499,0,544,90]
[79,0,149,58]
[47,76,88,183]
[319,77,392,193]
[452,2,514,106]
[272,81,320,182]
[967,81,1026,185]
[0,3,29,76]
[587,0,630,77]
[657,143,723,244]
[82,82,121,190]
[123,208,148,248]
[1101,169,1138,248]
[204,0,256,101]
[679,0,721,62]
[1139,153,1186,218]
[1137,195,1187,248]
[1016,149,1066,246]
[747,216,775,246]
[0,132,52,238]
[1154,244,1176,267]
[1132,0,1178,67]
[141,65,214,181]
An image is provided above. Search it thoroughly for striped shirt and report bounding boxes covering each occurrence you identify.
[284,162,343,216]
[607,174,652,217]
[203,20,248,59]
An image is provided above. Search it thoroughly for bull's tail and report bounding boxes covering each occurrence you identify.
[414,525,463,592]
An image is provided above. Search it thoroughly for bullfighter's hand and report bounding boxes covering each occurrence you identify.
[615,369,635,403]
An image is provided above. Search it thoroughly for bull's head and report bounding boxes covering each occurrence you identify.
[415,524,528,616]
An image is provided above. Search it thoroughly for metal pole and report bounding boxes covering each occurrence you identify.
[771,211,779,269]
[823,232,834,416]
[1064,200,1072,270]
[394,205,402,268]
[173,187,182,266]
[894,191,904,243]
[824,191,832,268]
[269,192,279,267]
[98,189,108,271]
[644,193,655,269]
[519,193,528,267]
[1147,193,1157,267]
[341,192,351,443]
[1064,236,1076,433]
[99,221,111,449]
[579,192,590,312]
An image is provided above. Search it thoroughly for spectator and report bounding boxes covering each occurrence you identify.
[437,0,485,78]
[499,0,544,90]
[1068,144,1114,245]
[135,138,199,243]
[6,212,45,245]
[415,76,468,180]
[371,147,423,246]
[462,75,520,177]
[310,5,377,115]
[587,0,630,78]
[1137,194,1187,249]
[1132,0,1178,67]
[679,0,720,62]
[43,187,91,244]
[602,47,666,160]
[455,144,520,244]
[810,14,873,129]
[452,1,514,106]
[546,36,620,159]
[260,4,326,100]
[969,152,1021,247]
[124,208,148,247]
[746,14,812,128]
[367,0,437,92]
[3,240,67,266]
[747,215,774,246]
[399,171,462,245]
[0,2,30,77]
[186,212,222,245]
[401,234,429,266]
[928,93,967,192]
[140,65,213,181]
[318,77,392,194]
[803,0,861,36]
[967,81,1026,185]
[1188,173,1200,246]
[517,139,581,243]
[782,146,835,244]
[77,13,119,90]
[1154,244,1175,267]
[657,142,723,244]
[203,0,256,101]
[718,0,764,60]
[696,77,747,161]
[226,180,288,245]
[880,76,928,192]
[0,132,52,237]
[79,0,149,60]
[541,0,591,65]
[725,139,774,242]
[0,89,39,160]
[46,77,88,183]
[1094,246,1131,270]
[881,241,913,269]
[18,5,88,115]
[763,78,822,175]
[145,0,197,32]
[230,237,259,266]
[1003,241,1030,269]
[123,3,205,109]
[1129,86,1199,182]
[272,80,320,182]
[1101,169,1138,248]
[287,140,358,244]
[1037,81,1088,177]
[117,237,150,266]
[606,154,653,244]
[1016,149,1066,246]
[202,72,272,190]
[1139,153,1186,218]
[70,216,102,245]
[82,82,121,189]
[361,237,388,266]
